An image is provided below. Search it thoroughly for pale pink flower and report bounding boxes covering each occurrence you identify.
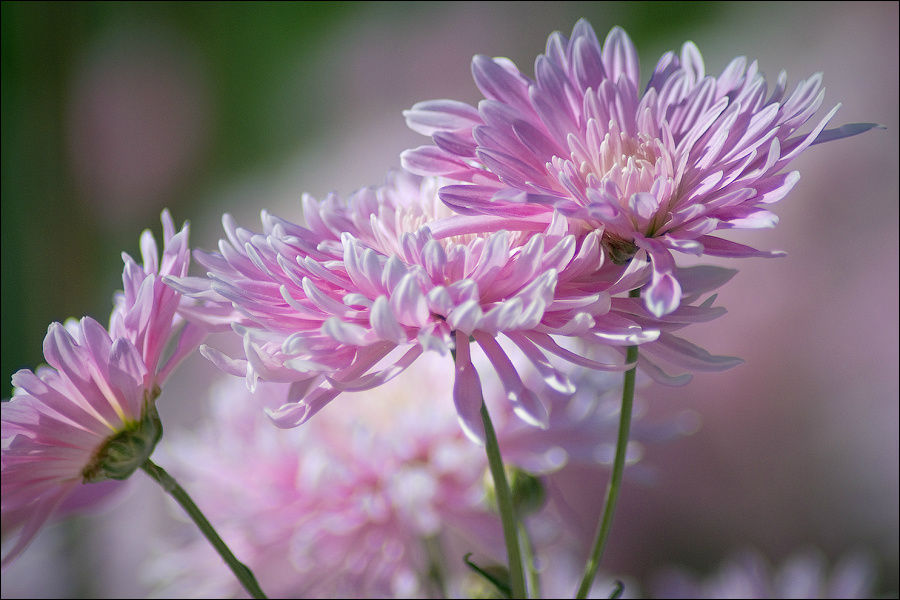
[650,548,877,599]
[402,20,879,316]
[146,365,484,599]
[172,170,735,439]
[1,211,203,567]
[145,352,689,598]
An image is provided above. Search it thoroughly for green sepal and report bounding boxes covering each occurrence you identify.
[507,467,545,515]
[463,552,511,599]
[603,237,639,265]
[82,388,163,483]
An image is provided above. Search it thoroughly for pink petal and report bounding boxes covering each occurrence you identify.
[697,236,786,258]
[452,331,485,445]
[644,270,682,318]
[602,26,640,89]
[402,99,482,136]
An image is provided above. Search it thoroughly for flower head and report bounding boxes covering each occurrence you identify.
[1,211,202,567]
[146,351,690,598]
[174,171,734,439]
[402,20,880,316]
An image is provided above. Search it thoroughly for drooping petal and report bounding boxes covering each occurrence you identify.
[452,332,486,445]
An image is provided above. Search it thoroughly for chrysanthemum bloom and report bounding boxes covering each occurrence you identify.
[1,210,205,567]
[650,548,877,599]
[401,20,879,316]
[145,351,689,598]
[172,170,735,439]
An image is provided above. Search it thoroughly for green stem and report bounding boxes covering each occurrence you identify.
[519,520,540,598]
[141,459,268,599]
[481,400,528,599]
[423,534,447,598]
[574,288,641,599]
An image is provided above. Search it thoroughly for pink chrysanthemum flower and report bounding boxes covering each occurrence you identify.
[401,20,879,317]
[1,211,204,567]
[145,353,689,598]
[172,170,735,439]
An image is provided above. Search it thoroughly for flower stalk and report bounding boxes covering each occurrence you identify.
[575,288,641,599]
[480,400,528,598]
[519,520,540,598]
[140,459,267,599]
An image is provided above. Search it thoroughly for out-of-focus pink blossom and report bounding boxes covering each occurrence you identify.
[170,171,735,440]
[402,19,879,317]
[145,351,691,598]
[1,211,204,567]
[649,548,877,599]
[66,29,209,224]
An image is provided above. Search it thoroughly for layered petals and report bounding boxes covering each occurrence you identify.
[177,170,734,433]
[2,211,204,568]
[2,319,151,567]
[112,209,211,386]
[403,19,879,315]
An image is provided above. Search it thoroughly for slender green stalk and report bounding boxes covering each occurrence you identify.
[423,534,447,598]
[141,459,268,599]
[574,288,641,599]
[481,400,528,598]
[518,520,540,599]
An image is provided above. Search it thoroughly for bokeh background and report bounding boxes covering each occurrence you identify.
[2,1,897,597]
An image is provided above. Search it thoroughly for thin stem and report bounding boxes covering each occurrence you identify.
[574,288,641,599]
[141,459,268,599]
[481,400,528,599]
[519,520,540,599]
[423,534,447,598]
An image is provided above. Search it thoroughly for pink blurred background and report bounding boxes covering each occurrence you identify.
[2,2,897,597]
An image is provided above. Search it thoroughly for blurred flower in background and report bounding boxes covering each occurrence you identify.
[1,1,897,598]
[649,548,877,599]
[141,352,686,598]
[66,28,210,226]
[144,362,485,599]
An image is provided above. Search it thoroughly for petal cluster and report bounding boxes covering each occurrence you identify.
[111,210,208,386]
[402,20,879,316]
[175,171,734,438]
[2,318,151,567]
[1,211,202,567]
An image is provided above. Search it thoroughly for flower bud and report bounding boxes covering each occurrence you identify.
[483,465,546,516]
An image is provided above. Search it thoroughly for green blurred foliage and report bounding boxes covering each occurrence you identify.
[1,1,357,390]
